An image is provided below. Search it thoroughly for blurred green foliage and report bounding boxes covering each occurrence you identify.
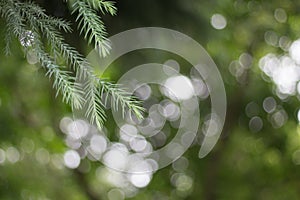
[2,0,300,200]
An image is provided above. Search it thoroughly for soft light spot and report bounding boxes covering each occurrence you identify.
[96,167,127,188]
[159,100,180,121]
[127,157,152,174]
[64,150,81,169]
[172,157,189,172]
[260,54,300,95]
[148,105,166,128]
[163,60,180,76]
[290,39,300,64]
[297,109,300,123]
[130,174,151,188]
[274,57,300,94]
[259,53,279,77]
[51,154,64,170]
[202,116,220,136]
[211,14,227,30]
[135,84,152,100]
[60,117,73,134]
[270,109,288,128]
[191,78,209,99]
[181,131,196,146]
[263,97,277,113]
[146,159,159,172]
[245,102,260,118]
[21,138,35,153]
[264,31,278,46]
[108,188,125,200]
[151,131,167,148]
[102,145,128,170]
[90,135,107,154]
[6,147,20,163]
[163,75,195,102]
[274,8,287,23]
[65,136,81,149]
[239,53,252,68]
[67,119,89,140]
[279,36,291,51]
[249,116,263,132]
[165,143,184,159]
[129,136,147,152]
[120,124,138,141]
[175,174,193,192]
[0,148,5,164]
[292,150,300,165]
[229,60,244,78]
[35,148,50,165]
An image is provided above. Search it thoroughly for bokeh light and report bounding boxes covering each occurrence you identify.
[211,14,227,30]
[64,150,81,169]
[6,147,20,163]
[274,8,287,23]
[0,148,5,164]
[263,97,277,113]
[249,116,263,132]
[163,75,195,102]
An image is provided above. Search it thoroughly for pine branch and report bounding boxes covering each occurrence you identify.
[84,76,106,129]
[20,1,142,127]
[17,1,73,33]
[17,1,83,72]
[0,0,25,38]
[72,0,111,57]
[40,53,85,110]
[99,80,145,119]
[84,0,117,15]
[0,0,144,130]
[0,0,84,110]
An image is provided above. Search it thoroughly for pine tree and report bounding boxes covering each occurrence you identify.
[0,0,144,129]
